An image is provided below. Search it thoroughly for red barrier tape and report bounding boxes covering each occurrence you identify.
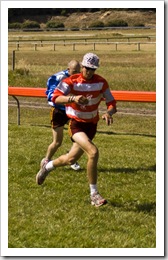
[8,87,156,102]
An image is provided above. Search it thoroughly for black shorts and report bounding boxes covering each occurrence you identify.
[68,119,97,141]
[50,107,69,129]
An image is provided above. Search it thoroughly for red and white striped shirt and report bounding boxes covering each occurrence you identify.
[52,73,116,123]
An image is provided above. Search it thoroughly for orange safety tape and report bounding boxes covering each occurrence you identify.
[112,90,156,102]
[8,87,156,102]
[8,87,45,97]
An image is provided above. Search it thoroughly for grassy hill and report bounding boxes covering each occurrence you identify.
[9,9,156,29]
[57,10,156,28]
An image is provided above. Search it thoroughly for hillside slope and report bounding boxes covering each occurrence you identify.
[10,10,156,28]
[56,10,156,28]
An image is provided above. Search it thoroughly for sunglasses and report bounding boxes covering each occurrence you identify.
[84,66,96,71]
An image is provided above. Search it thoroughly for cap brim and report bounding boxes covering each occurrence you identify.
[81,62,98,69]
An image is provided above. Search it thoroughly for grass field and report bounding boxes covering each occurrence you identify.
[8,29,156,249]
[8,30,156,94]
[8,111,156,248]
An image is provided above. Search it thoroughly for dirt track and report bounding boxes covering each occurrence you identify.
[8,100,156,117]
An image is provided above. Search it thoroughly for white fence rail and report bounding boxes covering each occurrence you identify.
[9,41,156,51]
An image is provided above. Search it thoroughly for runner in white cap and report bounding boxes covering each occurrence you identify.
[36,53,117,207]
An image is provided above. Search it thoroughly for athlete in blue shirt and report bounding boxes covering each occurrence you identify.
[40,60,81,171]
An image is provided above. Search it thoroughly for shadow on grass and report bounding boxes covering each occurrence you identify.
[99,164,156,174]
[64,165,156,175]
[97,130,156,138]
[30,124,51,128]
[136,202,156,213]
[108,200,156,215]
[9,123,156,138]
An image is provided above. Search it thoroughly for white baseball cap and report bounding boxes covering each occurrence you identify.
[81,53,99,69]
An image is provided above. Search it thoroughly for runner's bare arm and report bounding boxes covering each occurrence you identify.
[55,95,89,105]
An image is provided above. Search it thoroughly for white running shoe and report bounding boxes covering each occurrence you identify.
[40,158,49,168]
[36,160,49,185]
[70,162,81,171]
[90,192,107,207]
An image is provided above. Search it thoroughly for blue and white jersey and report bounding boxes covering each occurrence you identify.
[46,69,70,110]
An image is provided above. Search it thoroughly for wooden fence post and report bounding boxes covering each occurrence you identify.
[93,43,95,51]
[16,43,19,50]
[12,50,15,71]
[137,42,140,51]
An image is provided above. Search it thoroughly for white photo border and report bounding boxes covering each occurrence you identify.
[1,1,165,257]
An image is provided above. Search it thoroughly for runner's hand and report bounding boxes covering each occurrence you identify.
[75,95,89,105]
[102,113,113,125]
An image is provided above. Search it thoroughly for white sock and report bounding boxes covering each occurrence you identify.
[45,161,55,171]
[90,184,98,196]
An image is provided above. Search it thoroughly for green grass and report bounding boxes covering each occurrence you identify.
[8,109,156,248]
[8,50,156,99]
[8,30,156,92]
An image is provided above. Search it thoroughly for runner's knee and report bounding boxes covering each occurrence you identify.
[88,146,99,160]
[53,140,62,149]
[67,156,76,165]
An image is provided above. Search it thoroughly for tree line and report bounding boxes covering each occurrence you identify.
[8,8,156,22]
